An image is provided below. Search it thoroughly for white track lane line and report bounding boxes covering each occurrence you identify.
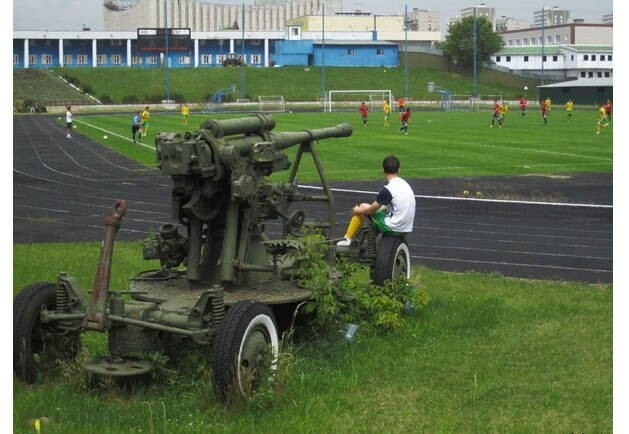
[74,119,155,150]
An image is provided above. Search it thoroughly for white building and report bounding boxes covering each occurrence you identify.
[103,0,343,32]
[495,16,529,33]
[532,8,570,27]
[460,4,496,23]
[407,9,440,32]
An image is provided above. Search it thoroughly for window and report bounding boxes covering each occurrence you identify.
[250,54,261,64]
[132,56,142,65]
[515,39,521,46]
[178,56,190,64]
[552,55,558,62]
[583,55,589,61]
[291,27,299,36]
[604,71,610,77]
[547,35,552,43]
[63,39,71,46]
[571,55,574,61]
[600,54,605,61]
[495,55,501,62]
[29,54,36,64]
[13,55,19,65]
[63,54,73,65]
[543,55,547,62]
[580,71,586,78]
[110,39,122,46]
[508,39,513,46]
[523,38,529,45]
[597,72,602,78]
[607,55,612,61]
[97,54,107,64]
[555,35,560,43]
[505,56,511,62]
[531,38,537,45]
[588,71,594,78]
[201,54,212,64]
[41,54,53,65]
[346,49,356,56]
[376,48,384,56]
[146,56,159,64]
[216,54,227,64]
[111,54,121,64]
[77,54,88,64]
[524,55,529,62]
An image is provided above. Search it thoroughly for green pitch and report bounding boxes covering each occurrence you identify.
[73,108,612,181]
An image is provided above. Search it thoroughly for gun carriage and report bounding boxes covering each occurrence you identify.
[13,114,411,400]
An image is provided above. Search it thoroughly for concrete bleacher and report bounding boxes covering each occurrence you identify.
[13,69,99,107]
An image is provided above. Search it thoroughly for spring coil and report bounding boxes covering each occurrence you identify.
[366,229,378,258]
[56,282,69,313]
[210,288,225,328]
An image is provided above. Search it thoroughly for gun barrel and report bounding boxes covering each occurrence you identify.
[268,123,353,150]
[201,113,276,137]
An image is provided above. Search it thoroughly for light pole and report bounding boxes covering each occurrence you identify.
[541,6,545,87]
[404,4,408,99]
[240,3,245,100]
[164,0,171,101]
[320,3,325,101]
[473,7,477,98]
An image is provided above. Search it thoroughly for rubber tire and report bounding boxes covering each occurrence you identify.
[211,300,279,401]
[14,282,80,384]
[371,236,411,286]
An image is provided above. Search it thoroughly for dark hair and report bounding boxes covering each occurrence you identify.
[382,155,400,174]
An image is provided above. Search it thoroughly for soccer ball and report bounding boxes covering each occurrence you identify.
[103,135,108,139]
[523,86,529,90]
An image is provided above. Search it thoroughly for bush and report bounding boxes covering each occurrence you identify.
[122,94,140,104]
[81,84,94,95]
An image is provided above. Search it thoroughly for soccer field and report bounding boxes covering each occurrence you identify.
[73,107,612,182]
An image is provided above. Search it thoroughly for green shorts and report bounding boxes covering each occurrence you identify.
[371,209,406,236]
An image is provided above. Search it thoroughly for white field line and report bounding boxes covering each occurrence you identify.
[298,185,612,209]
[74,119,155,150]
[458,141,612,162]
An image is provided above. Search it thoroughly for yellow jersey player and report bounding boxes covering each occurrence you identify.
[596,103,610,135]
[499,102,509,127]
[383,99,391,126]
[181,103,190,125]
[565,99,574,121]
[141,106,150,137]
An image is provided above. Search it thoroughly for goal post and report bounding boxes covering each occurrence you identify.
[325,89,393,112]
[258,95,286,112]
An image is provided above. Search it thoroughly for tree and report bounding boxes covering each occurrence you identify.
[439,16,504,69]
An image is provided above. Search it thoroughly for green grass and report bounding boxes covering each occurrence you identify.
[13,243,612,433]
[72,108,612,182]
[50,65,539,104]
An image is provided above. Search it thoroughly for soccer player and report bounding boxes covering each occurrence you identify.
[544,96,552,113]
[181,103,190,125]
[141,106,151,137]
[397,96,405,112]
[65,105,73,138]
[541,99,549,125]
[131,111,142,143]
[358,101,369,126]
[596,103,610,135]
[499,102,509,127]
[490,100,501,127]
[565,99,574,121]
[603,99,612,122]
[519,96,527,117]
[336,155,415,247]
[383,99,391,126]
[398,108,411,135]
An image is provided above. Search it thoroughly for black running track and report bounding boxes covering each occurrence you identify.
[14,116,612,283]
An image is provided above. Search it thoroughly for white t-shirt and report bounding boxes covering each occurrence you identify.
[376,176,416,233]
[65,110,73,123]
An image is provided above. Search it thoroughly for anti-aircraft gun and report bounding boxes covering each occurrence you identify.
[13,114,355,400]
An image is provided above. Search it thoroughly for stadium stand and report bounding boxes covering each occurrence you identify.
[13,69,98,109]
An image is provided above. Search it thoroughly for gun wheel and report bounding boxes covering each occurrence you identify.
[212,300,279,401]
[13,282,81,383]
[371,236,411,286]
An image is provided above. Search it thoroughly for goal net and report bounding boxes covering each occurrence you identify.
[447,95,503,112]
[258,95,286,112]
[325,89,393,112]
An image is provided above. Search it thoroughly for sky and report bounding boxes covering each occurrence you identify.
[13,0,614,32]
